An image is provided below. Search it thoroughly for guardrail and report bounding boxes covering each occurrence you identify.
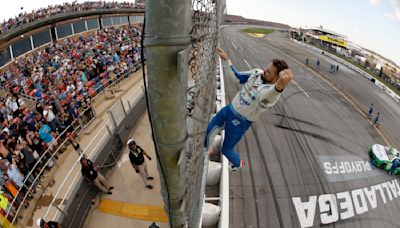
[217,57,229,228]
[91,62,142,104]
[2,61,143,226]
[291,39,400,103]
[20,93,38,103]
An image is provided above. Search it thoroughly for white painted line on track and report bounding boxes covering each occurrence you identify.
[249,45,260,54]
[244,59,251,69]
[315,81,328,92]
[231,42,237,50]
[292,80,310,98]
[300,69,314,80]
[316,81,341,103]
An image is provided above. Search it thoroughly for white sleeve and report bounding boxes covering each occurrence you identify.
[258,85,282,108]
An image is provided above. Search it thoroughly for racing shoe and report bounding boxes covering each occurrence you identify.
[229,160,245,171]
[206,146,214,156]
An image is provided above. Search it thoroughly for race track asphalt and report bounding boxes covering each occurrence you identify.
[221,25,400,228]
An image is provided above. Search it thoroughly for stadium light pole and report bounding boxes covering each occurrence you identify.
[144,0,191,227]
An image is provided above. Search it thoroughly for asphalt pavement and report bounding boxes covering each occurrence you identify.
[220,25,400,228]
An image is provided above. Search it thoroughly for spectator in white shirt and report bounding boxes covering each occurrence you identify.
[17,94,26,110]
[43,105,63,133]
[10,98,19,113]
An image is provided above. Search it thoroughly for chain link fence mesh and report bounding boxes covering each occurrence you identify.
[185,0,225,226]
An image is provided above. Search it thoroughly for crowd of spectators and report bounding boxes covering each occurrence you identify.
[0,24,143,221]
[0,1,145,35]
[378,73,400,91]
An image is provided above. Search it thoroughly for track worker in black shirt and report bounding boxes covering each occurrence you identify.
[37,218,61,228]
[80,157,113,194]
[127,139,154,189]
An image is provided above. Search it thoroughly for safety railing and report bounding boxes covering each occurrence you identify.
[91,62,142,104]
[20,93,38,103]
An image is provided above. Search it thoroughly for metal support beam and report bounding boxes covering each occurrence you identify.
[144,0,191,227]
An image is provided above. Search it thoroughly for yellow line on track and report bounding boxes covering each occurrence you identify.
[97,199,168,222]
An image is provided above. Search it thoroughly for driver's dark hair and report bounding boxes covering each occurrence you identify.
[272,59,289,74]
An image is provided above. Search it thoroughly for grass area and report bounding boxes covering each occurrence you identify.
[242,28,275,35]
[306,42,400,96]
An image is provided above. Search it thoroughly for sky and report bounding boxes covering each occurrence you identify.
[0,0,399,65]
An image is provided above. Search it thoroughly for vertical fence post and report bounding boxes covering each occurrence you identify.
[107,110,117,131]
[145,1,191,227]
[106,124,113,136]
[128,100,132,112]
[120,98,127,116]
[53,204,68,217]
[91,102,97,117]
[78,116,84,130]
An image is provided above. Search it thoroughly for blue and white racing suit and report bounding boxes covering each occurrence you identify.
[205,61,282,167]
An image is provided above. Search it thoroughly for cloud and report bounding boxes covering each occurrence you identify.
[388,0,398,6]
[370,0,381,5]
[386,0,400,22]
[385,12,396,19]
[372,0,400,21]
[396,7,400,20]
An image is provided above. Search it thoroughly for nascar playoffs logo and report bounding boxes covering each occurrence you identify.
[319,155,380,182]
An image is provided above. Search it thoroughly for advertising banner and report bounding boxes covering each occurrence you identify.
[319,35,347,47]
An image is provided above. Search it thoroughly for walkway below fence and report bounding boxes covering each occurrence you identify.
[18,68,165,228]
[83,114,168,228]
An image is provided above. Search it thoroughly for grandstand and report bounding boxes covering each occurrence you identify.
[0,2,146,226]
[0,2,145,68]
[0,1,144,35]
[302,26,348,51]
